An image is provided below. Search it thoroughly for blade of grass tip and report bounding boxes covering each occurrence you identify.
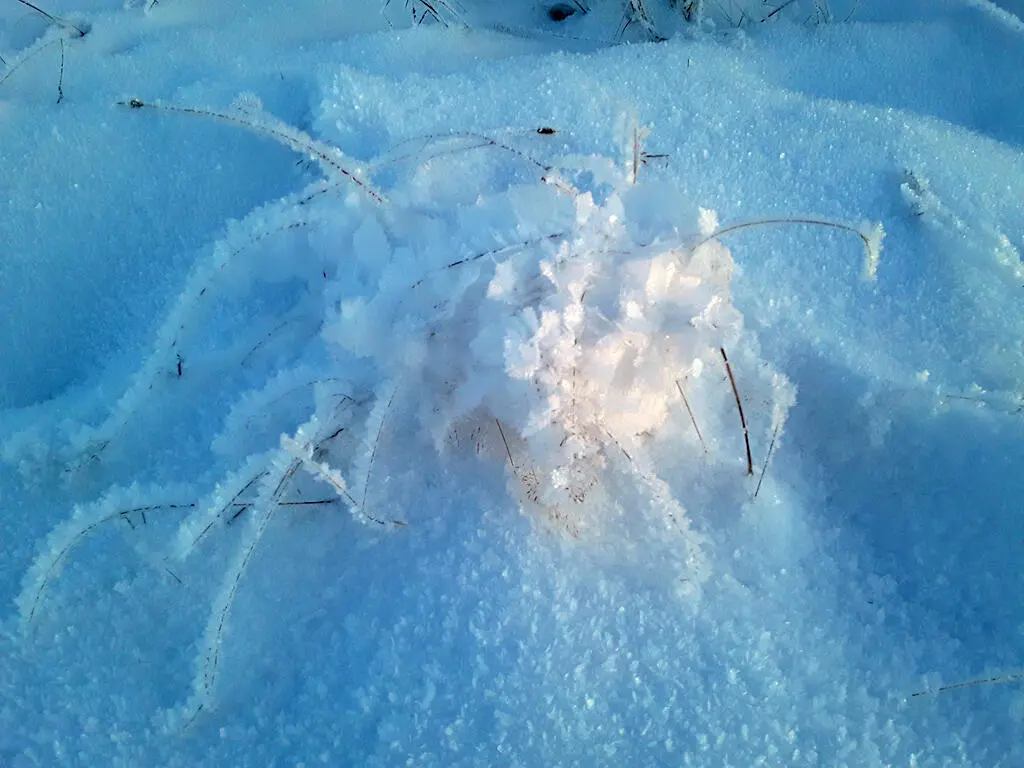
[118,99,384,204]
[720,348,753,476]
[14,0,87,36]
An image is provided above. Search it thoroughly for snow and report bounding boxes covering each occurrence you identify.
[2,1,1023,765]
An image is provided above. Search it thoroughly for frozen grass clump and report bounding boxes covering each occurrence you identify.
[12,101,882,721]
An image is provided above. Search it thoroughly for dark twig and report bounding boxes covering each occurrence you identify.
[14,0,87,37]
[912,671,1024,697]
[55,37,64,103]
[495,419,516,470]
[720,348,753,475]
[762,0,798,21]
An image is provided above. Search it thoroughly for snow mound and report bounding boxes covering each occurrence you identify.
[17,103,816,717]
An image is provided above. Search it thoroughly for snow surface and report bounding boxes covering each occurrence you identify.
[1,1,1023,765]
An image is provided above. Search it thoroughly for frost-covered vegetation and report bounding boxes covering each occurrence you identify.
[2,0,1023,765]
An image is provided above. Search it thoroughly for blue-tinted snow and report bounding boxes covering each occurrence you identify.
[1,1,1022,766]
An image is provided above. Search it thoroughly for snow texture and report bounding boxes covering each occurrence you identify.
[2,0,1023,765]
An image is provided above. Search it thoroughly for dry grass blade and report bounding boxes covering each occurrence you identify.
[14,0,87,37]
[55,37,64,103]
[0,37,60,88]
[691,216,883,281]
[23,503,197,627]
[187,472,268,551]
[411,233,566,290]
[911,670,1024,697]
[357,387,399,526]
[197,459,300,714]
[495,419,516,470]
[24,488,342,630]
[753,423,779,498]
[377,130,555,177]
[119,99,384,204]
[675,378,707,453]
[632,123,641,184]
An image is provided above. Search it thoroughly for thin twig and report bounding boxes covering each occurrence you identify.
[495,419,516,470]
[754,423,779,498]
[55,37,64,104]
[762,0,798,21]
[720,348,753,475]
